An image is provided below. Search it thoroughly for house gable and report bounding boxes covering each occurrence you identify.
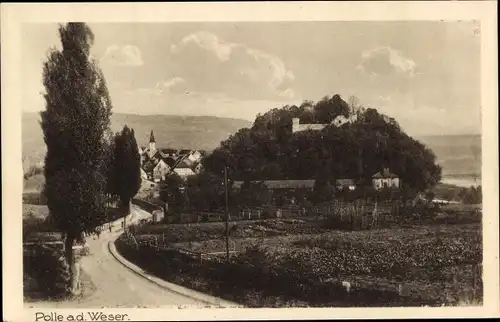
[371,168,400,190]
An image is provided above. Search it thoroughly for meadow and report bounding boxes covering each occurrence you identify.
[22,167,483,306]
[119,205,483,307]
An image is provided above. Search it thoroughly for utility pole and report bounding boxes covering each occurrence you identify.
[224,165,230,263]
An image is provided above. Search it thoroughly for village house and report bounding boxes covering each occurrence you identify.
[152,159,171,182]
[179,149,192,156]
[161,148,178,156]
[173,159,196,178]
[186,150,203,164]
[140,168,148,180]
[232,180,316,193]
[163,156,177,169]
[372,168,400,190]
[335,178,357,191]
[138,130,208,182]
[193,161,203,174]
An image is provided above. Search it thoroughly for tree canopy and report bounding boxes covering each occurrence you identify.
[40,22,113,294]
[203,94,441,193]
[107,125,141,210]
[41,22,113,239]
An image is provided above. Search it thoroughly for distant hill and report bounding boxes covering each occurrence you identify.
[22,112,252,165]
[416,134,481,178]
[22,112,481,180]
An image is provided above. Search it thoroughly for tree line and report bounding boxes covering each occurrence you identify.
[203,95,441,191]
[158,95,442,213]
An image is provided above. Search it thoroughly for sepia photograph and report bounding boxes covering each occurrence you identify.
[2,1,499,321]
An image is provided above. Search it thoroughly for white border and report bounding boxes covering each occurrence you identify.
[2,2,498,321]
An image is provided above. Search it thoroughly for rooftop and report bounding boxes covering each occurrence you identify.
[372,168,398,179]
[233,180,316,189]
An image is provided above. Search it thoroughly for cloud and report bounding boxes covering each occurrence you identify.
[357,46,416,78]
[171,31,237,61]
[168,31,296,100]
[101,45,143,67]
[154,77,188,94]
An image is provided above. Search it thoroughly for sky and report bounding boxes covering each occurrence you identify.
[21,21,481,136]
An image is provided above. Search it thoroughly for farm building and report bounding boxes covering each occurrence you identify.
[138,130,207,181]
[372,168,400,190]
[335,178,357,190]
[232,180,316,191]
[173,160,196,178]
[152,159,171,182]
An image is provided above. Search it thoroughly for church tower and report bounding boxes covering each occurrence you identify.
[148,130,156,158]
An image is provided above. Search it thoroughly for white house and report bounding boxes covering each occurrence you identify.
[152,159,171,182]
[292,114,358,133]
[140,168,148,180]
[194,162,203,174]
[187,150,202,163]
[372,168,400,190]
[173,160,196,178]
[335,178,357,191]
[331,115,350,127]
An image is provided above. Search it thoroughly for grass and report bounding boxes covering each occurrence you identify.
[23,204,50,219]
[23,174,45,194]
[120,216,482,307]
[24,268,96,303]
[22,196,122,303]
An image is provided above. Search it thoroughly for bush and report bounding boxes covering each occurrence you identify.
[261,210,275,219]
[24,164,44,180]
[24,245,69,296]
[23,192,47,205]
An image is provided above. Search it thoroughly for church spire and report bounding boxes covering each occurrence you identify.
[148,129,157,158]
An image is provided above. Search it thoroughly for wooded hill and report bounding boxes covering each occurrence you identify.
[202,94,442,193]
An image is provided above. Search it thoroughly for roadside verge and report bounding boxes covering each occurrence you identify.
[108,237,242,308]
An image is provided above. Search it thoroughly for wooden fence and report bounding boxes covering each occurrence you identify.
[133,197,425,230]
[123,230,240,263]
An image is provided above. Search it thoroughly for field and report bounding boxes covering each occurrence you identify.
[120,207,483,307]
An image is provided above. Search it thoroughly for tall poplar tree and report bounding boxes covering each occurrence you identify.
[112,125,141,212]
[40,23,113,293]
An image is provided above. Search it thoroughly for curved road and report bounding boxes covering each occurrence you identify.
[26,206,212,308]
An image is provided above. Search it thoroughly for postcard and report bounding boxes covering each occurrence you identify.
[2,1,498,321]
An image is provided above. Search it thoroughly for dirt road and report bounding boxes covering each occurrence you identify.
[25,206,212,308]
